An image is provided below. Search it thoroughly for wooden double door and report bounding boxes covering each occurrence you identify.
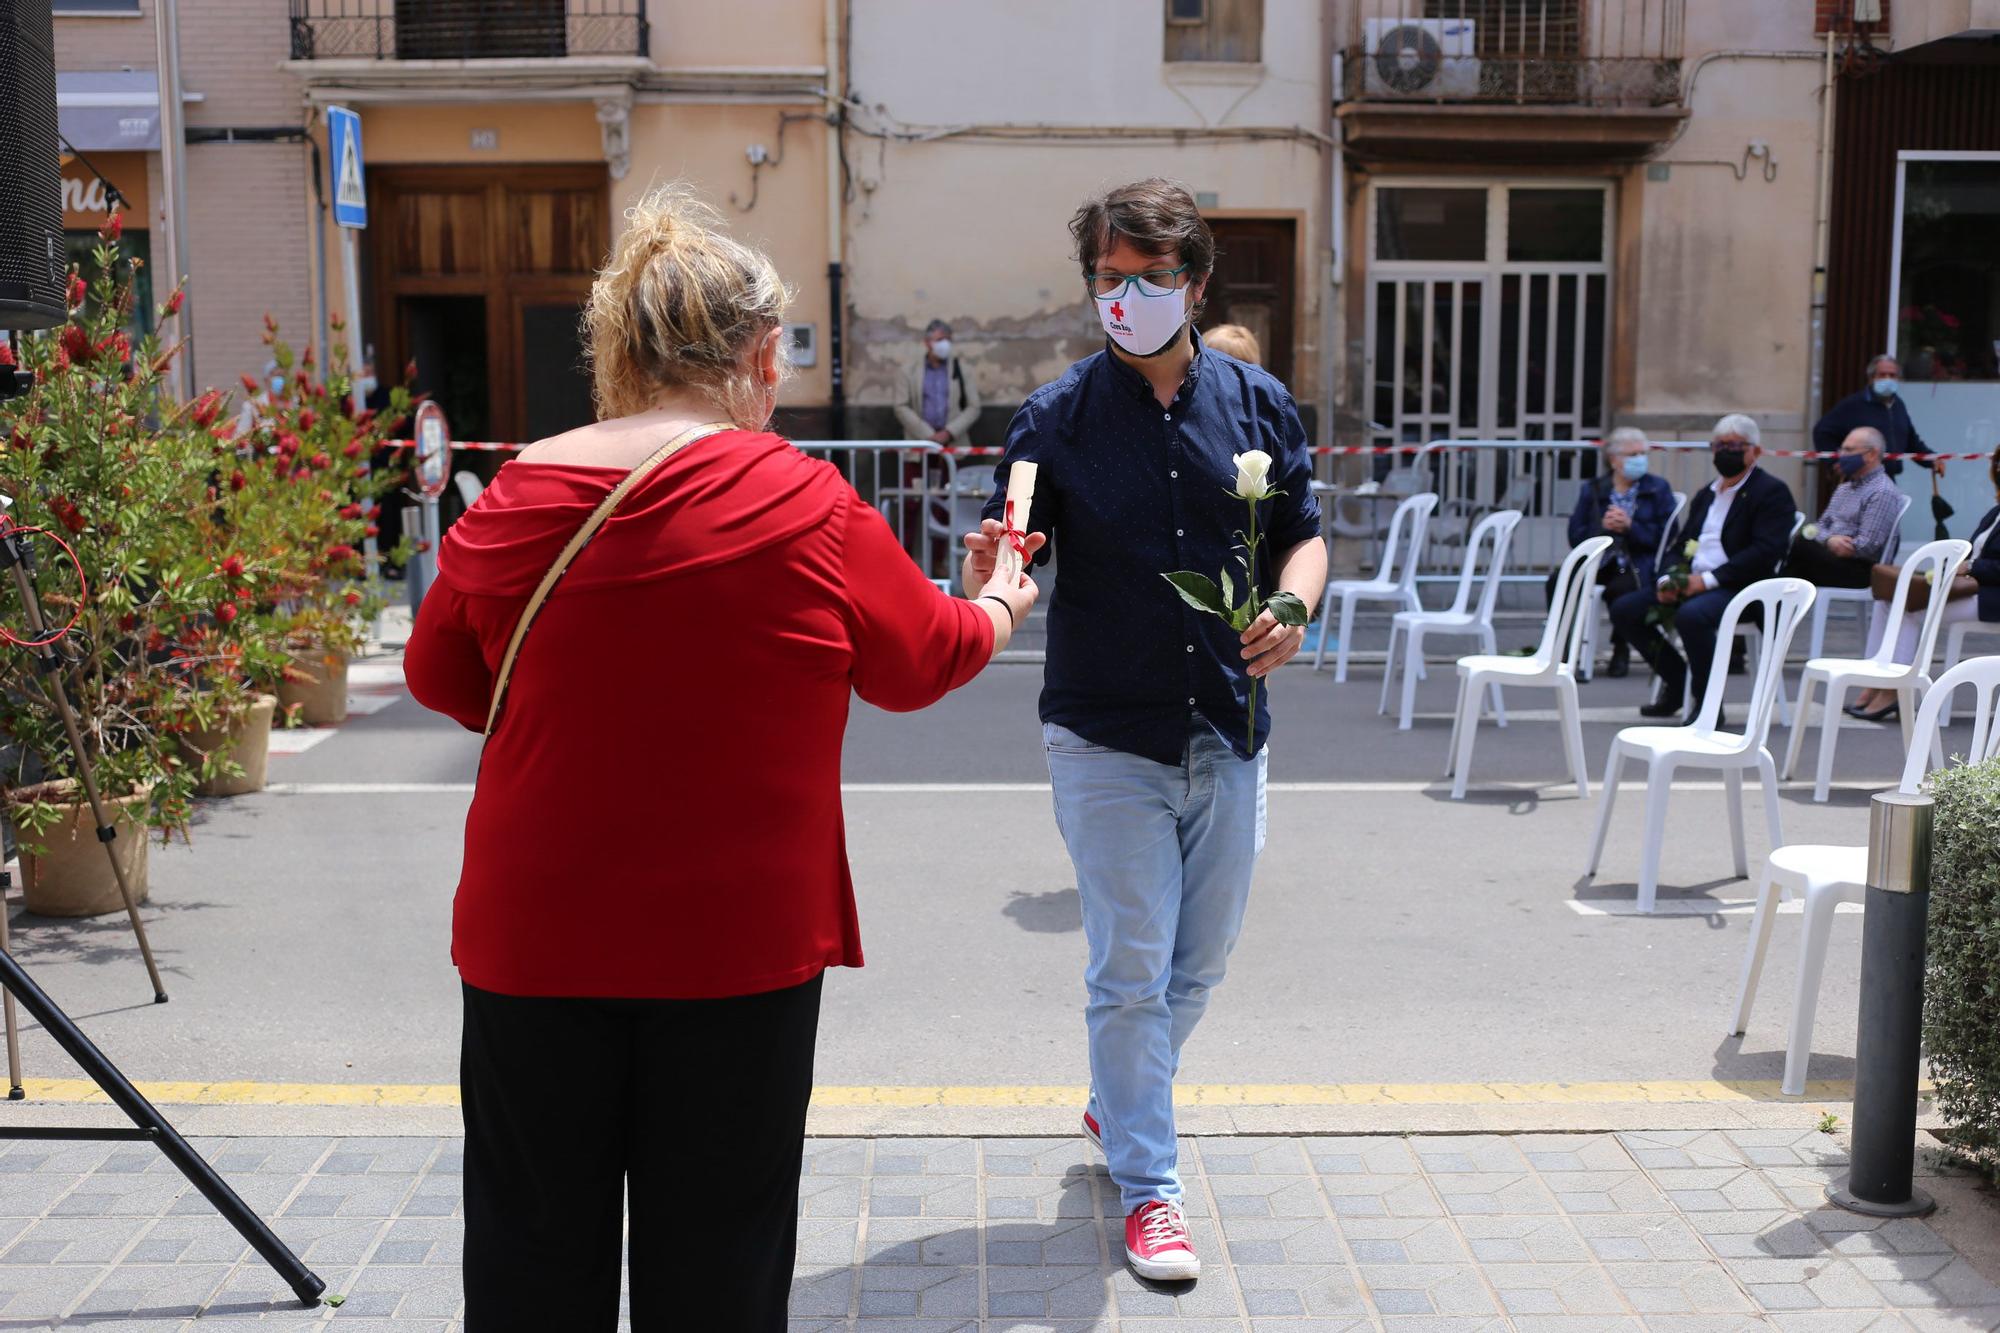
[367,164,606,448]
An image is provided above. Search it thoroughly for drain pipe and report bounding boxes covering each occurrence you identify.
[1807,28,1837,465]
[824,0,847,439]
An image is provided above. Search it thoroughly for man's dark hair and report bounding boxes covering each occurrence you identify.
[1069,179,1216,281]
[925,319,952,337]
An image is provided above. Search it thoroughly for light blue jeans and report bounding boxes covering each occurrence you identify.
[1043,721,1267,1211]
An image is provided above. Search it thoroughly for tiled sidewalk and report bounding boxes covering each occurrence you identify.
[1,1129,1997,1330]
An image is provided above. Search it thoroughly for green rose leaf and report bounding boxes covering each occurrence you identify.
[1263,590,1310,627]
[1219,565,1235,617]
[1161,571,1228,618]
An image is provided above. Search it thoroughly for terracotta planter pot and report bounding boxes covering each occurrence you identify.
[278,649,348,726]
[8,782,152,918]
[185,693,278,797]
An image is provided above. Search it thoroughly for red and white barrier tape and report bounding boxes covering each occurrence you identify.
[392,437,1992,461]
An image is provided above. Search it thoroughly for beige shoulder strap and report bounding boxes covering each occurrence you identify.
[483,421,730,738]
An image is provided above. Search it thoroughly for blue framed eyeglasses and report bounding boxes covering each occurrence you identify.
[1086,264,1192,300]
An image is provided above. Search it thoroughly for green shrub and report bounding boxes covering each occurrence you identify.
[1924,755,2000,1181]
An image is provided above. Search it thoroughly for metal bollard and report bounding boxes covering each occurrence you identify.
[1828,790,1937,1218]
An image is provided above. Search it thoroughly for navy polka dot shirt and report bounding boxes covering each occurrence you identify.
[984,336,1320,764]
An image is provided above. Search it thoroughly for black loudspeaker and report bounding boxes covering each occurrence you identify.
[0,0,65,332]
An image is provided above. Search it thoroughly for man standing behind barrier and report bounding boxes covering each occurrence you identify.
[896,319,981,447]
[962,180,1325,1284]
[1812,354,1938,478]
[1610,413,1796,721]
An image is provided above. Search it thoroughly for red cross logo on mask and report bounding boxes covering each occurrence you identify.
[1109,301,1125,323]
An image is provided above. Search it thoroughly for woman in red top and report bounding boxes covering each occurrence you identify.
[405,186,1040,1332]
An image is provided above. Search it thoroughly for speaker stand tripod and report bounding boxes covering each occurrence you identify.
[0,409,323,1304]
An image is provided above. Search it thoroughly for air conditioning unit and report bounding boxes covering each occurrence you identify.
[1363,18,1482,99]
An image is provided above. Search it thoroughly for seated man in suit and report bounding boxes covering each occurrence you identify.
[1610,413,1797,721]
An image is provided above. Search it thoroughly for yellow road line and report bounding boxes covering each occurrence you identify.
[12,1078,1894,1109]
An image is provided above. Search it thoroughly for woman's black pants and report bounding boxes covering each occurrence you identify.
[460,973,824,1331]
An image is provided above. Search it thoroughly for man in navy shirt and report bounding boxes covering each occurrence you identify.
[1811,354,1938,478]
[962,179,1325,1284]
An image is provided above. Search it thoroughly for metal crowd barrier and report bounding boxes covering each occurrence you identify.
[1325,438,1716,587]
[788,441,978,581]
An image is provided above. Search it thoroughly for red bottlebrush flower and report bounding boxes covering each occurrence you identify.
[326,544,358,562]
[342,438,365,458]
[101,211,123,241]
[262,312,277,334]
[240,373,260,396]
[339,503,363,521]
[354,409,376,429]
[213,420,238,442]
[118,614,137,632]
[49,495,86,534]
[364,523,380,538]
[190,390,223,428]
[67,274,85,308]
[310,451,332,470]
[415,540,432,554]
[145,630,167,653]
[301,344,316,368]
[403,360,417,382]
[98,332,130,364]
[163,289,185,316]
[317,489,335,503]
[353,463,372,478]
[298,408,316,432]
[229,470,247,492]
[343,590,363,607]
[59,325,92,366]
[235,586,253,601]
[215,602,239,624]
[221,554,245,578]
[0,340,12,366]
[276,432,301,457]
[291,468,311,482]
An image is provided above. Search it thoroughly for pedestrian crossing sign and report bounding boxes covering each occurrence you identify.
[328,106,367,229]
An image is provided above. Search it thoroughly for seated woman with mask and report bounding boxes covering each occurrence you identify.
[1549,428,1678,676]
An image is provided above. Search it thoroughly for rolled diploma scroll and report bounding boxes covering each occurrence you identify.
[996,462,1039,587]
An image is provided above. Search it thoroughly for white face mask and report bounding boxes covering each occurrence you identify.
[1094,277,1189,358]
[930,338,953,361]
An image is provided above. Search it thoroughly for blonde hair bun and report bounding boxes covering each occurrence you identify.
[585,182,793,425]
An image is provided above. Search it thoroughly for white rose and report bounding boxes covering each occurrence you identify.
[1683,538,1699,560]
[1801,523,1820,541]
[1233,450,1274,499]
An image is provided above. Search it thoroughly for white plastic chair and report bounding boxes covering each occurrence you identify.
[1580,489,1687,681]
[1804,491,1914,661]
[1583,578,1816,915]
[1380,509,1523,731]
[1782,538,1975,802]
[452,470,485,509]
[1723,510,1810,727]
[1314,491,1437,682]
[1938,621,2000,724]
[1733,654,2000,1095]
[1446,535,1611,800]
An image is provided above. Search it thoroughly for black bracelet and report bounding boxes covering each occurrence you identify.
[980,594,1016,629]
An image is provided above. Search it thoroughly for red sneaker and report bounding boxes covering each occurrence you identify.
[1082,1110,1104,1154]
[1124,1200,1200,1281]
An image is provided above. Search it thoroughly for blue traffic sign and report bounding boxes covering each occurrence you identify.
[328,106,367,229]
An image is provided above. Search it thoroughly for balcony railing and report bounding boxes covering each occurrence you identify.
[1343,0,1684,107]
[289,0,648,61]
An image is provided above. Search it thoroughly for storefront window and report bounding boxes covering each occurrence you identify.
[1893,156,2000,383]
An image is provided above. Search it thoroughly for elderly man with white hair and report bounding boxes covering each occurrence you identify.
[1610,413,1798,721]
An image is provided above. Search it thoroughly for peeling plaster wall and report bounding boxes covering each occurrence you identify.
[843,0,1331,441]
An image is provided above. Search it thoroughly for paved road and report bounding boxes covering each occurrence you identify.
[1,634,1944,1094]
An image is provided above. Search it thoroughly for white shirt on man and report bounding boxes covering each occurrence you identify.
[1691,468,1755,592]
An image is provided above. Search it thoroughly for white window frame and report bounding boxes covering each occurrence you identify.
[1366,178,1613,443]
[1884,149,2000,374]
